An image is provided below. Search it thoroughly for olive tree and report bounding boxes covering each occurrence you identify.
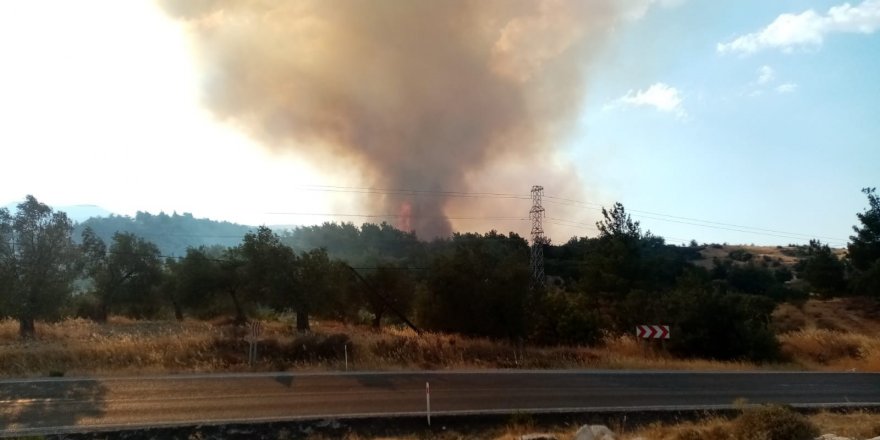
[0,196,78,338]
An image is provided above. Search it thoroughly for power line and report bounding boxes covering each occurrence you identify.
[544,195,847,244]
[291,185,845,244]
[266,212,527,221]
[55,178,848,245]
[545,218,692,244]
[292,185,530,200]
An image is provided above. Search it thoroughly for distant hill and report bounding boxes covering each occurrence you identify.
[75,212,255,257]
[3,202,114,223]
[693,244,846,270]
[61,204,115,223]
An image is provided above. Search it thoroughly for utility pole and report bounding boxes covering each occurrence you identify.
[529,185,545,289]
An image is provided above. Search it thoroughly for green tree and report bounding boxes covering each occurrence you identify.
[420,231,529,339]
[166,246,246,321]
[848,187,880,296]
[799,239,845,296]
[0,208,12,316]
[362,263,415,329]
[579,202,687,297]
[295,248,327,331]
[725,263,778,296]
[238,226,303,326]
[529,290,603,346]
[0,196,78,338]
[281,221,426,268]
[580,204,645,295]
[671,289,779,361]
[81,229,164,322]
[596,202,642,238]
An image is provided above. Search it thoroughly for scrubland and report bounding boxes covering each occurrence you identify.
[0,297,877,377]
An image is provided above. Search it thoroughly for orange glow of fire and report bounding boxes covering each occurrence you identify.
[397,201,413,232]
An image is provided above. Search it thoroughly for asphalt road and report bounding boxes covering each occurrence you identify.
[1,370,878,436]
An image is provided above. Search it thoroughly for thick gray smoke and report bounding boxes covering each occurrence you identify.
[161,0,629,238]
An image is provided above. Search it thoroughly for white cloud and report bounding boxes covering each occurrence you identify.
[607,82,686,118]
[757,65,775,84]
[717,0,880,55]
[776,83,798,93]
[743,66,799,96]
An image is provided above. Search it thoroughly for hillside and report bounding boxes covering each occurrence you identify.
[75,212,254,257]
[692,244,844,269]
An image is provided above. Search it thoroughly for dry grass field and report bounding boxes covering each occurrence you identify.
[775,297,880,372]
[4,244,875,377]
[0,297,877,377]
[0,317,757,377]
[693,244,847,270]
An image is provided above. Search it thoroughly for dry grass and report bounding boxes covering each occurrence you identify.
[349,326,755,372]
[774,298,880,372]
[779,329,880,371]
[808,411,880,439]
[695,245,805,270]
[622,416,734,440]
[275,410,880,440]
[621,410,880,440]
[0,317,226,376]
[0,298,877,377]
[0,317,759,378]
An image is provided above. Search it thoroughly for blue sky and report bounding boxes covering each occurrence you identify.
[569,0,880,246]
[0,0,876,247]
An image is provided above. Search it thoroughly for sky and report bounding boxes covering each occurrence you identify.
[0,0,877,247]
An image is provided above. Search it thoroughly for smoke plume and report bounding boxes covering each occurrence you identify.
[161,0,628,238]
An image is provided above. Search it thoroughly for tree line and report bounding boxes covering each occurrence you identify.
[0,189,877,362]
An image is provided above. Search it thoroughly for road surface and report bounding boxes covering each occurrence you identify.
[1,370,878,436]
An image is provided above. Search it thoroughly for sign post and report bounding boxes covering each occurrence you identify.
[246,321,264,366]
[426,382,431,426]
[636,325,669,354]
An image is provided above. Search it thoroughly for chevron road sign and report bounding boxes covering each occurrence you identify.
[636,325,670,339]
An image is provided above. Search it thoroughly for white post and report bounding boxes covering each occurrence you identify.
[344,344,349,371]
[426,381,431,426]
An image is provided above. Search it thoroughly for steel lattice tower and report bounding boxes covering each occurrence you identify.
[529,185,545,289]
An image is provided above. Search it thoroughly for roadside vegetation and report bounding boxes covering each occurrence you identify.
[0,295,877,377]
[0,188,878,376]
[49,406,880,440]
[621,407,880,440]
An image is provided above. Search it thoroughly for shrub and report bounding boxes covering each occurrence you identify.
[667,289,780,362]
[732,405,818,440]
[529,291,604,346]
[71,292,102,321]
[774,267,793,283]
[290,333,350,361]
[726,264,776,296]
[729,249,754,262]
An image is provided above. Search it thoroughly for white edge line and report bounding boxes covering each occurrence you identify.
[1,369,877,384]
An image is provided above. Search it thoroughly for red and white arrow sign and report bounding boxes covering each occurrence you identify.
[636,325,670,339]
